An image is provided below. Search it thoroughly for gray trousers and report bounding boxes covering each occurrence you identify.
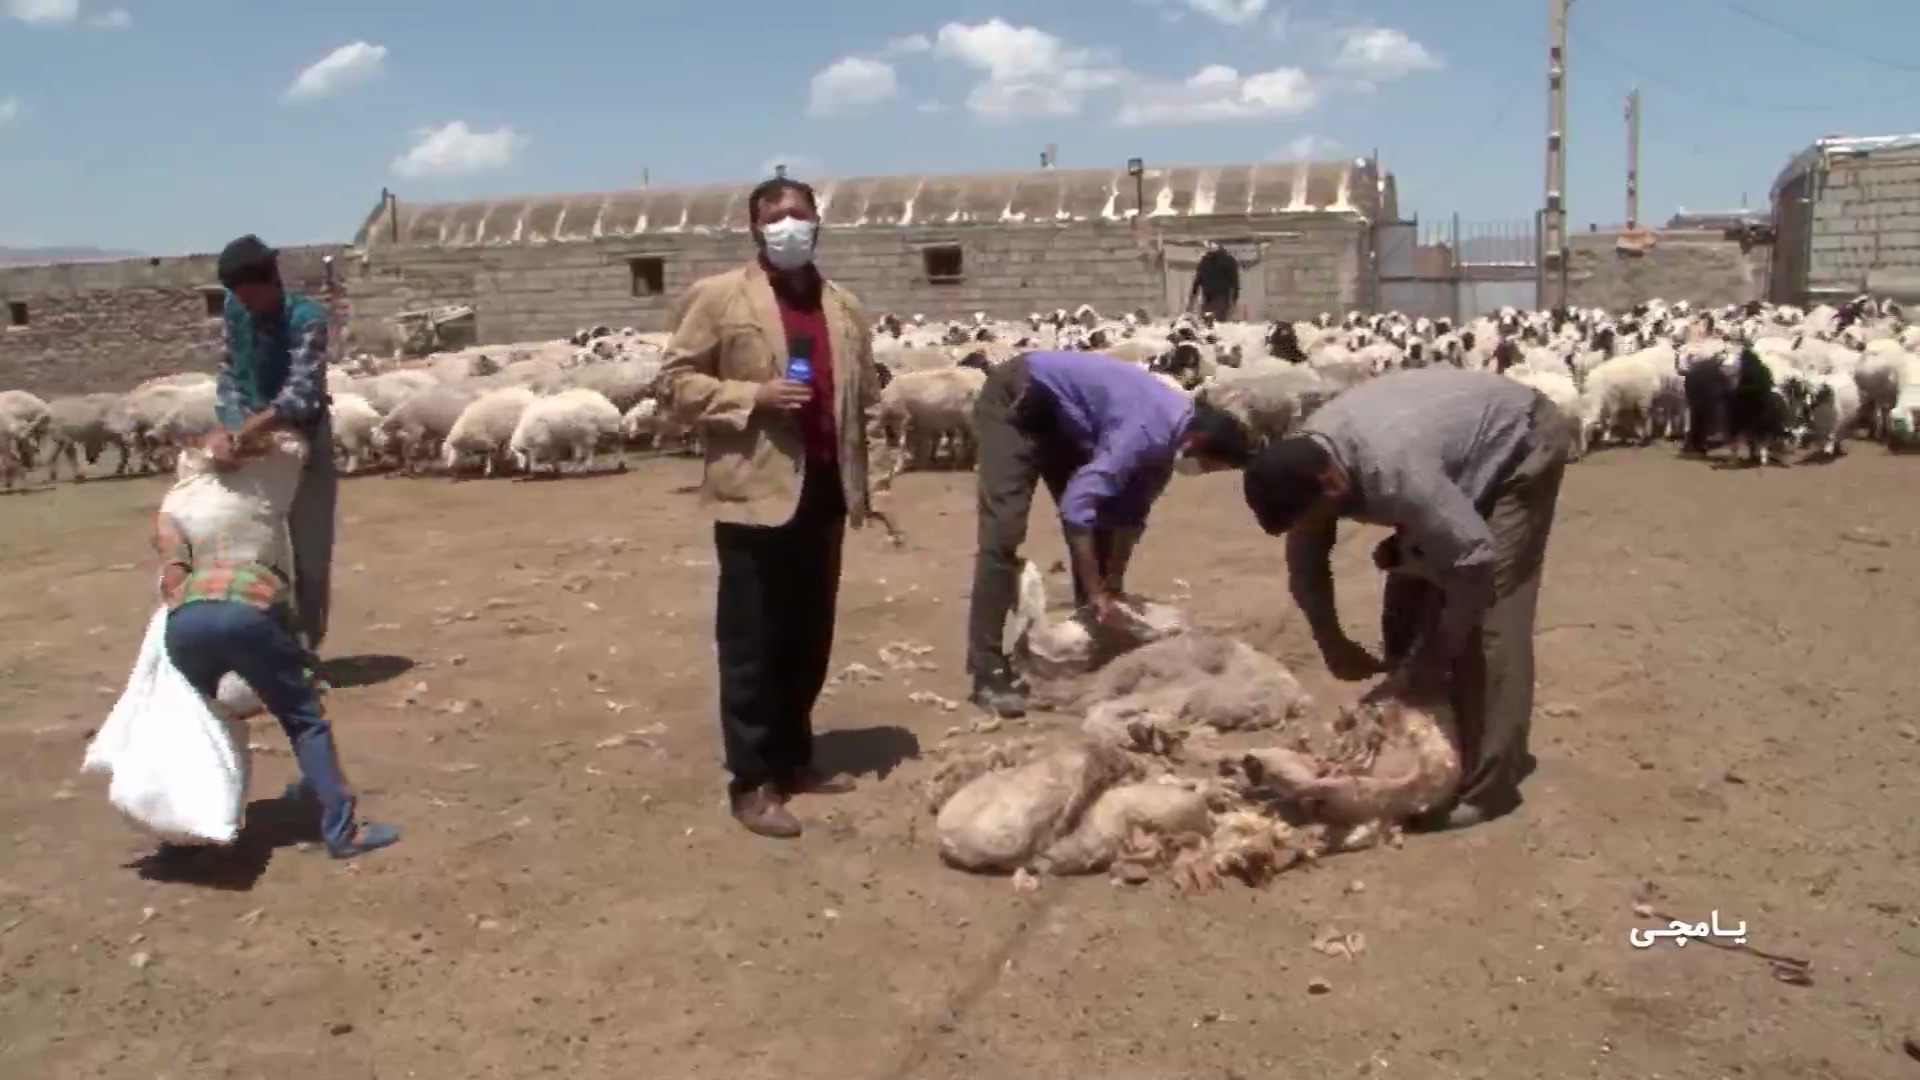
[1380,392,1570,812]
[289,416,337,652]
[965,357,1113,678]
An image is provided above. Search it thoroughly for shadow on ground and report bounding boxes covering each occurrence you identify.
[816,725,921,781]
[318,654,415,689]
[124,789,325,892]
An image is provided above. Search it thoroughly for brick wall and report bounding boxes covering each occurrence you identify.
[0,245,347,398]
[344,216,1370,347]
[1566,230,1765,311]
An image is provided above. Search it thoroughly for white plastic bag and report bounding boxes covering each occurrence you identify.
[82,607,252,845]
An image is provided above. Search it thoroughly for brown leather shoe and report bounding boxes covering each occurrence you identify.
[776,768,855,796]
[730,786,802,839]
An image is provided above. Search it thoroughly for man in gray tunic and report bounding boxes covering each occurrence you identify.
[1240,367,1572,831]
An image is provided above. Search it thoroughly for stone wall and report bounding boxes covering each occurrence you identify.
[0,245,346,397]
[344,216,1370,347]
[1566,230,1766,311]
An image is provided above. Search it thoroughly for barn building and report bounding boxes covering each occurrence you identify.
[340,160,1395,349]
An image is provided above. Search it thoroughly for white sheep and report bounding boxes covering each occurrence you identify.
[329,392,382,474]
[443,386,538,478]
[1504,369,1586,459]
[1803,372,1861,458]
[564,357,662,412]
[1854,349,1909,439]
[376,386,477,474]
[871,367,987,486]
[353,369,440,415]
[508,387,624,474]
[0,389,51,472]
[40,393,126,481]
[1578,350,1667,446]
[1198,364,1330,447]
[144,382,221,466]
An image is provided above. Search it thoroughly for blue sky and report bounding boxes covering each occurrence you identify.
[1,0,1913,254]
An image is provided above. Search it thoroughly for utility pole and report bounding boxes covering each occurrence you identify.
[1541,0,1570,310]
[1625,87,1640,229]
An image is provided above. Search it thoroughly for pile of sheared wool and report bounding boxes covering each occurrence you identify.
[927,562,1461,892]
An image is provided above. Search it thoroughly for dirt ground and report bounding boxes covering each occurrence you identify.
[2,445,1917,1080]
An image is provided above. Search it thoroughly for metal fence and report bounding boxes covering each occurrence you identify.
[1375,216,1539,321]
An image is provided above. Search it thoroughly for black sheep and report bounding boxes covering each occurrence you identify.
[1266,322,1306,363]
[1725,347,1791,465]
[1681,353,1731,455]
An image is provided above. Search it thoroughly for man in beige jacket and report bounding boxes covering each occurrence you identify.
[658,176,884,839]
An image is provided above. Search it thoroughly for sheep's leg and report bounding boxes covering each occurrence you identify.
[884,421,911,485]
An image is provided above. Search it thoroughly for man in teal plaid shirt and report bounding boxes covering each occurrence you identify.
[209,235,337,654]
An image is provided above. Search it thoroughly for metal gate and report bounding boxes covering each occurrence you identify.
[1372,217,1538,320]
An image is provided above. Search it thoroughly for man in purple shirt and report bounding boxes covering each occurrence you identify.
[966,350,1254,717]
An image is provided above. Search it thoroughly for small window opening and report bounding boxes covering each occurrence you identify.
[6,301,27,327]
[202,288,226,317]
[922,244,964,284]
[628,257,666,297]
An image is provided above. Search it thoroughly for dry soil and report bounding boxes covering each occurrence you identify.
[1,447,1917,1080]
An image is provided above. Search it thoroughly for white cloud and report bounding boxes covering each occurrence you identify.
[932,18,1125,120]
[915,100,945,114]
[759,154,823,179]
[808,56,898,117]
[1115,63,1316,126]
[1184,0,1268,25]
[1270,134,1341,161]
[4,0,75,23]
[86,7,129,28]
[0,97,22,130]
[287,42,388,101]
[884,33,930,54]
[392,121,523,179]
[1327,27,1440,83]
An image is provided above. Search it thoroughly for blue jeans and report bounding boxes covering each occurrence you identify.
[164,600,355,847]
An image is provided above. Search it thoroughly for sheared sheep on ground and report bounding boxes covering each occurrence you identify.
[927,559,1463,890]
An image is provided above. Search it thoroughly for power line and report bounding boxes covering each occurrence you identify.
[1712,1,1920,76]
[1566,25,1887,115]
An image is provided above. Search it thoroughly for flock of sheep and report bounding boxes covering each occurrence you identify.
[3,294,1918,494]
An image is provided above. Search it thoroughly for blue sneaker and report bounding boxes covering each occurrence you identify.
[326,822,401,859]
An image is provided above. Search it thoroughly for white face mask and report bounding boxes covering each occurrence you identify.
[1173,453,1204,477]
[759,217,817,271]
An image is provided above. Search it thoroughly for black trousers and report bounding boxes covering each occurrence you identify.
[714,463,847,795]
[1197,294,1234,321]
[965,357,1114,678]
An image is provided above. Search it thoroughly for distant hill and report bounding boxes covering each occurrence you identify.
[0,245,143,267]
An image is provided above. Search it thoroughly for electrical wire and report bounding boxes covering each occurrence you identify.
[1398,87,1528,215]
[1566,24,1890,115]
[1712,0,1920,76]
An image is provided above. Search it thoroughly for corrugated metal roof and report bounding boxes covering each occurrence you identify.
[353,161,1384,250]
[1771,132,1920,200]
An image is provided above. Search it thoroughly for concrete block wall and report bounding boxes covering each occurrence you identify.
[0,245,347,397]
[1566,230,1765,311]
[1809,152,1920,290]
[344,216,1369,347]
